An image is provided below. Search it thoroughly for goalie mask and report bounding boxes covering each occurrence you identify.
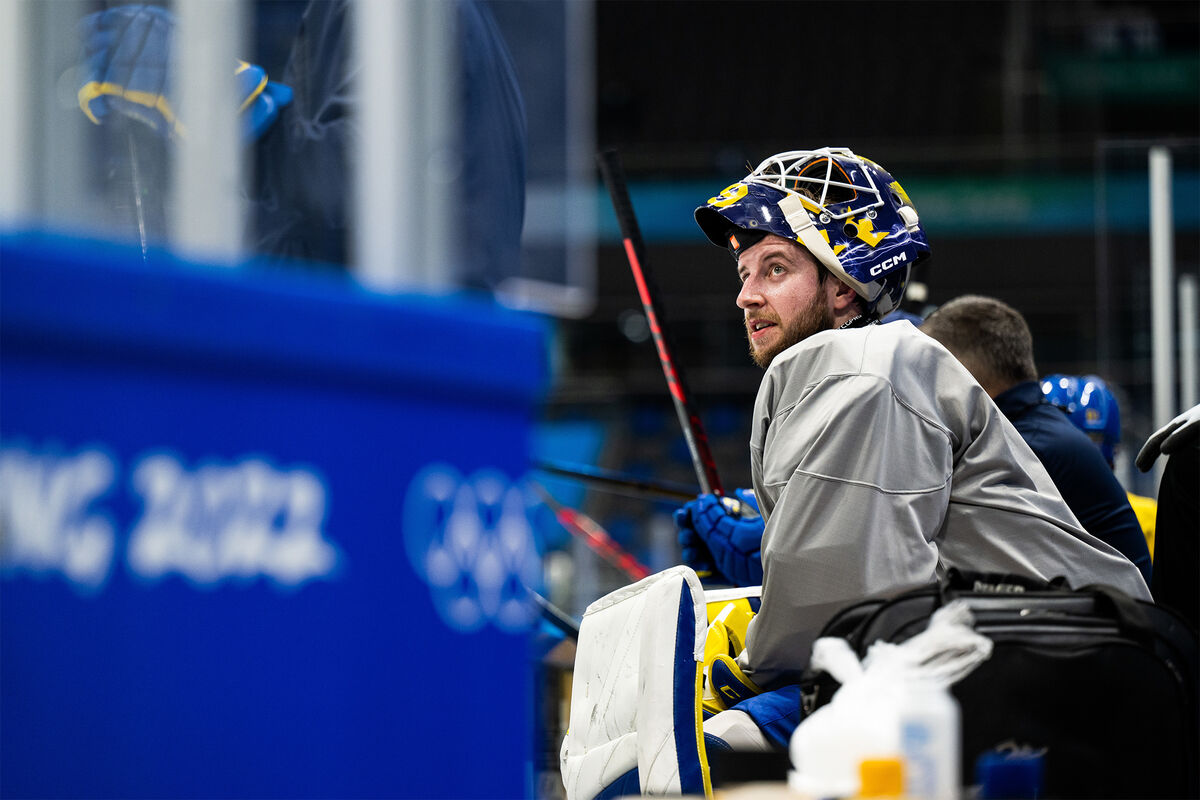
[694,148,931,319]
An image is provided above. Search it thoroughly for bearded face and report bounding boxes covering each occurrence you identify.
[736,235,837,369]
[746,282,834,368]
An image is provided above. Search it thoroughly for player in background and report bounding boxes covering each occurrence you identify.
[1040,374,1157,559]
[919,297,1152,585]
[76,0,526,286]
[677,148,1149,753]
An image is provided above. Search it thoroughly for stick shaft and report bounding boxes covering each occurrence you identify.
[534,481,651,581]
[526,586,580,640]
[596,149,724,496]
[126,129,149,264]
[534,459,699,502]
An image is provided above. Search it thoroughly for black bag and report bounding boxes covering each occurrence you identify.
[806,569,1199,800]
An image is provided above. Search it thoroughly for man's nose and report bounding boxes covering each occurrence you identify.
[737,279,763,310]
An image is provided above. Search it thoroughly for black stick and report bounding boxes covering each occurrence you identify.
[596,149,725,497]
[526,585,580,640]
[534,459,699,502]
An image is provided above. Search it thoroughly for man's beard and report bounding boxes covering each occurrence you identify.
[748,290,834,369]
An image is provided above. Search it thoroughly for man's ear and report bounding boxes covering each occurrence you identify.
[827,276,860,318]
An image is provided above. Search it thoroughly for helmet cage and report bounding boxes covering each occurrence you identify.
[746,149,884,222]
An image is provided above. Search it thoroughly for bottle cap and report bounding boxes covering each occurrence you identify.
[975,749,1044,800]
[859,757,904,797]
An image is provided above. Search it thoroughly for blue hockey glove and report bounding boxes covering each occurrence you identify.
[675,490,763,587]
[77,4,291,141]
[234,61,294,141]
[674,503,718,580]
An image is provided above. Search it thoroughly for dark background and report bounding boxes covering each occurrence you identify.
[546,0,1199,501]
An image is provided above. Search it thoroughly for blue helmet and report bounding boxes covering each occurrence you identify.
[694,147,931,319]
[1041,374,1122,465]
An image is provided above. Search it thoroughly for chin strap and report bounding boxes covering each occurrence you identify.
[837,314,874,330]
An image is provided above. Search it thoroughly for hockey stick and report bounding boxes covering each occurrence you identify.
[126,127,150,264]
[596,149,725,497]
[533,481,651,581]
[534,459,699,502]
[525,584,580,640]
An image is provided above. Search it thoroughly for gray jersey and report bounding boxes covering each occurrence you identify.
[739,321,1151,688]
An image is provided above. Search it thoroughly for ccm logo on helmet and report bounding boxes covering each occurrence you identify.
[869,251,907,276]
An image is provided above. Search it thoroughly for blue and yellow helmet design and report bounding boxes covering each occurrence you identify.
[694,147,931,319]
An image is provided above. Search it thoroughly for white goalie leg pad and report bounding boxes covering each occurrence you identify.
[637,568,709,795]
[560,566,710,800]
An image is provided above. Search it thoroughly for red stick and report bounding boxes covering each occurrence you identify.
[596,149,725,497]
[534,482,651,581]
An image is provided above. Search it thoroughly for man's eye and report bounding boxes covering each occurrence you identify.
[771,265,786,275]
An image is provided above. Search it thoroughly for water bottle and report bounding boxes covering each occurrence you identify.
[898,679,960,800]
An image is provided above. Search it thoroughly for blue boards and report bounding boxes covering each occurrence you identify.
[0,234,550,798]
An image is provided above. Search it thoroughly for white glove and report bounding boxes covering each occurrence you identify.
[1136,403,1200,472]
